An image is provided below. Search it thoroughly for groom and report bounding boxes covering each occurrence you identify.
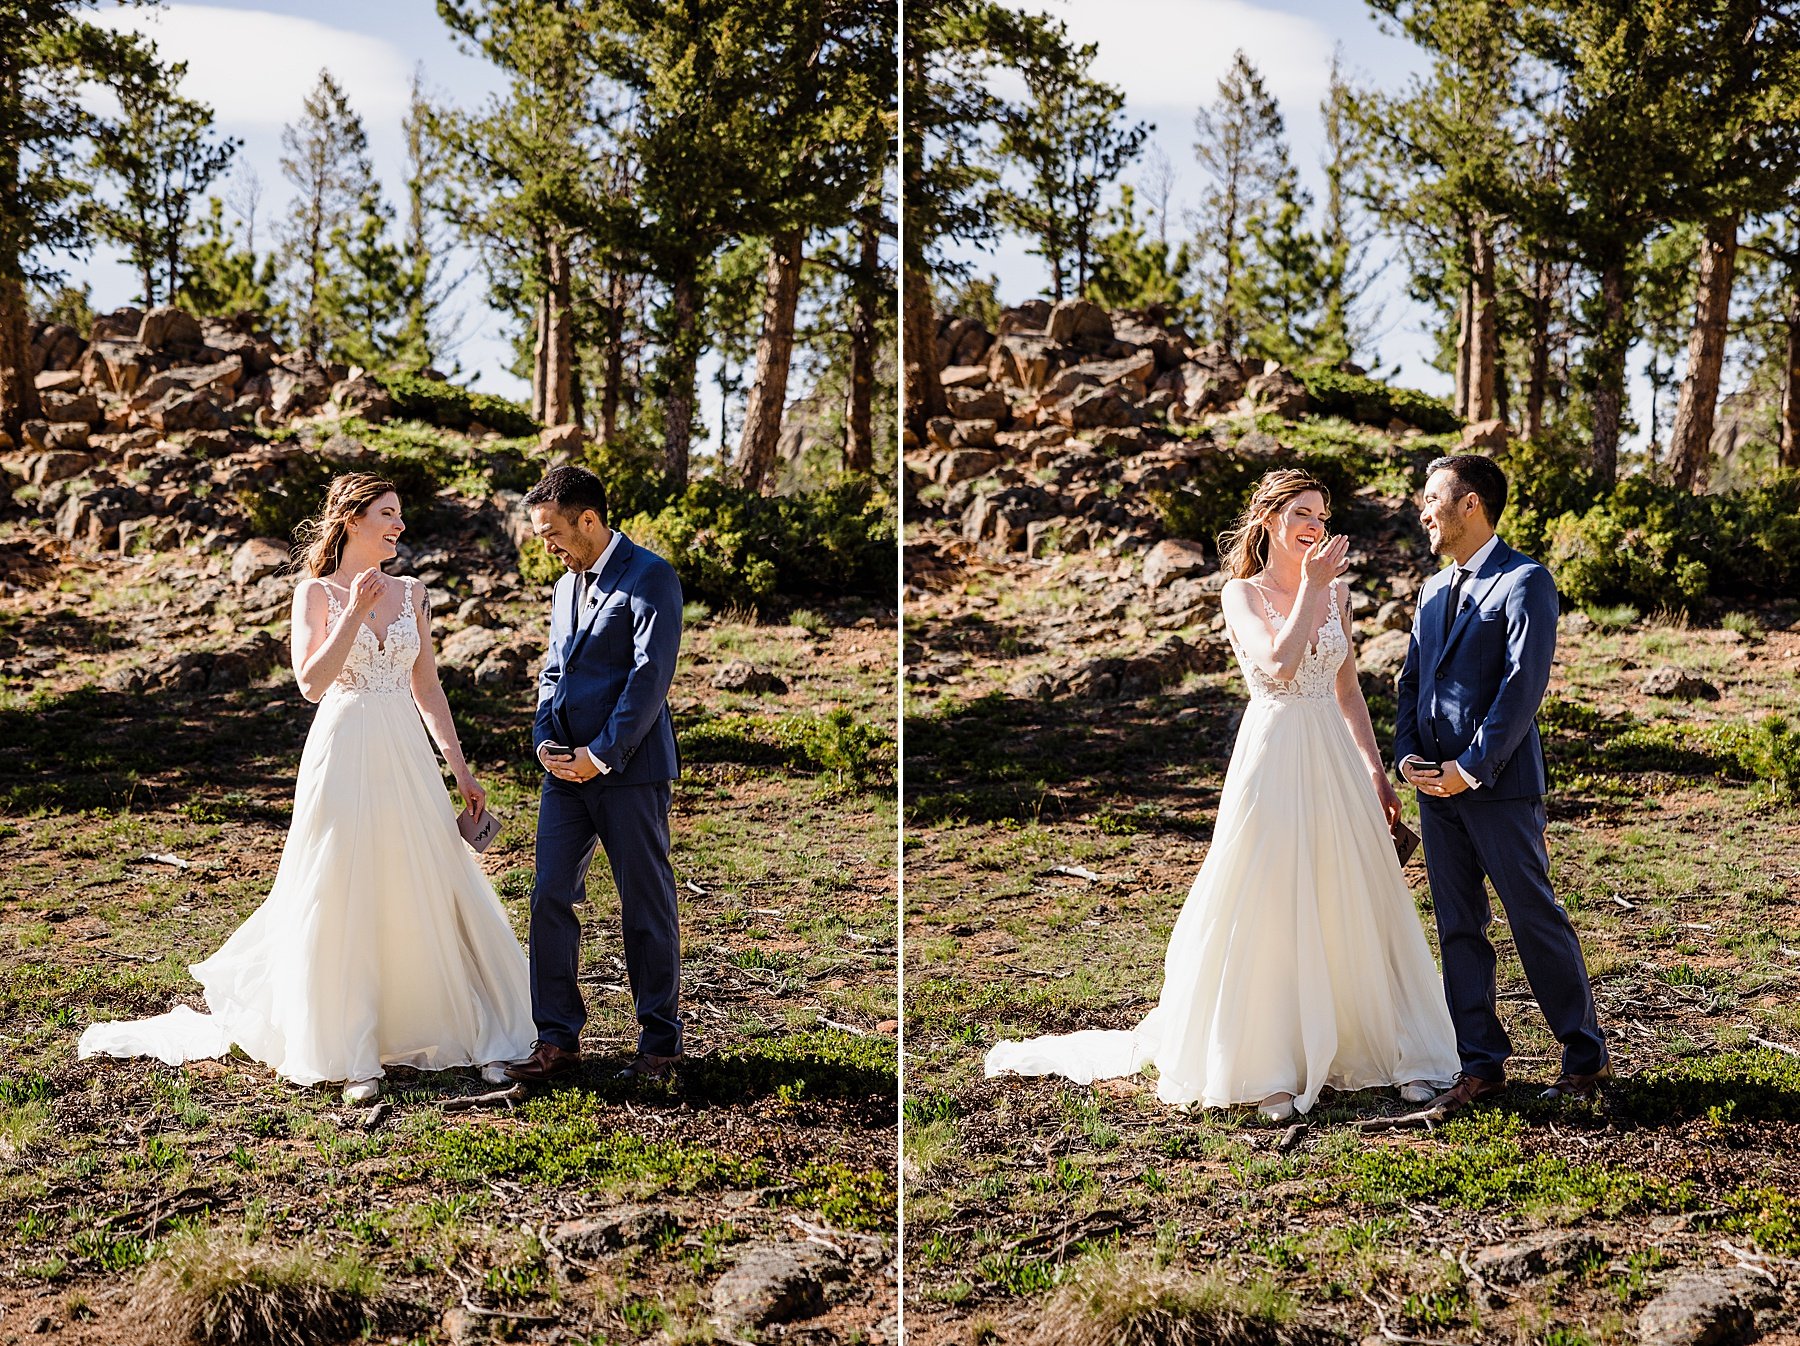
[1396,454,1608,1116]
[505,465,685,1085]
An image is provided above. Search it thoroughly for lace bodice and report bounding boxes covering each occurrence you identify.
[1228,578,1347,702]
[322,579,419,695]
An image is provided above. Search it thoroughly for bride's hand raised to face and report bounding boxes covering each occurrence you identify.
[347,567,390,618]
[1302,534,1350,588]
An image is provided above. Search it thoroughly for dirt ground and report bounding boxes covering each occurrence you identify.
[0,521,898,1345]
[902,514,1800,1346]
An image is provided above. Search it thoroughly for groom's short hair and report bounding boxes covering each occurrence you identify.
[1428,454,1506,525]
[523,465,608,526]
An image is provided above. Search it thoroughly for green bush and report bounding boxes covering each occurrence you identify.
[377,372,538,437]
[1293,365,1461,434]
[233,444,448,545]
[623,476,894,608]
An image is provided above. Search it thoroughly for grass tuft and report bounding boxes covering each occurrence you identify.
[131,1228,378,1346]
[1029,1260,1331,1346]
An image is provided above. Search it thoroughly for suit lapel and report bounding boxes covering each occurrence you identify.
[565,534,635,667]
[1440,540,1512,660]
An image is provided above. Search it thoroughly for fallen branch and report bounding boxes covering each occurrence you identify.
[1749,1035,1800,1058]
[441,1085,527,1111]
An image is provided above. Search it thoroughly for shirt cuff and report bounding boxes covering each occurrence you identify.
[1452,760,1480,789]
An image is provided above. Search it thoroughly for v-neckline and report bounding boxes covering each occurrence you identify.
[1251,579,1335,655]
[327,581,406,654]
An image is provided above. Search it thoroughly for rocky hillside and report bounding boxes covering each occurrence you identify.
[903,298,1501,705]
[0,305,563,698]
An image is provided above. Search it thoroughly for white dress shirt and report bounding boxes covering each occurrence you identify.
[573,530,624,774]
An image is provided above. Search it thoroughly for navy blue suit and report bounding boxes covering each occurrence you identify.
[531,535,684,1057]
[1397,539,1606,1080]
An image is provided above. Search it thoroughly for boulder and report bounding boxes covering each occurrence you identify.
[22,420,89,453]
[1460,418,1509,451]
[940,363,991,390]
[266,353,332,418]
[33,368,84,394]
[1469,1231,1601,1287]
[1243,367,1310,418]
[989,333,1061,393]
[81,339,153,396]
[551,1206,680,1259]
[1358,627,1413,679]
[327,373,391,421]
[40,391,100,425]
[1374,599,1411,633]
[230,538,292,587]
[711,1243,846,1328]
[1050,385,1135,431]
[185,356,245,397]
[1142,538,1211,591]
[946,385,1008,422]
[937,449,1002,485]
[1638,1272,1757,1346]
[712,661,788,695]
[962,485,1056,552]
[996,300,1052,334]
[31,323,86,372]
[440,625,503,670]
[25,450,95,487]
[540,422,585,458]
[1640,667,1719,701]
[54,485,141,551]
[90,307,145,342]
[136,305,204,352]
[952,417,998,449]
[938,314,993,367]
[117,516,180,557]
[1046,297,1112,344]
[147,390,229,434]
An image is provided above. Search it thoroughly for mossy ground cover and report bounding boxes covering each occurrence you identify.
[0,509,897,1344]
[903,516,1800,1345]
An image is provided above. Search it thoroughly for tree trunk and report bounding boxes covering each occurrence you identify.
[1524,252,1553,442]
[1467,225,1498,422]
[662,261,700,487]
[1667,214,1739,493]
[1589,258,1630,488]
[1452,281,1470,419]
[736,229,804,494]
[598,265,625,446]
[0,273,41,444]
[844,205,878,475]
[1781,281,1800,472]
[531,287,548,423]
[902,259,945,437]
[541,235,575,426]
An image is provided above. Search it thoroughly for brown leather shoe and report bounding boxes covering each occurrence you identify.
[502,1040,582,1084]
[1423,1071,1506,1118]
[615,1051,681,1082]
[1540,1064,1613,1101]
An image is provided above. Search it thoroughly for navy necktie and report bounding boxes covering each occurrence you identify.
[1444,567,1469,641]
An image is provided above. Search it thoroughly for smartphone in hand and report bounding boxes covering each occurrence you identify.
[1403,756,1444,779]
[541,741,577,762]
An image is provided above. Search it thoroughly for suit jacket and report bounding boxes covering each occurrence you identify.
[534,534,682,785]
[1395,538,1556,800]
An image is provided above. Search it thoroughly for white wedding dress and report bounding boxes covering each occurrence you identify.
[80,580,536,1086]
[986,580,1460,1113]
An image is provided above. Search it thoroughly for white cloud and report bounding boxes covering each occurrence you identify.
[85,4,416,130]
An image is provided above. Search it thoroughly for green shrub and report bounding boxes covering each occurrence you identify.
[1293,365,1461,434]
[233,442,448,546]
[623,476,894,607]
[377,372,537,437]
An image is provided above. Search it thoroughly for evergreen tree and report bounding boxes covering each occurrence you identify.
[178,195,280,317]
[1085,185,1192,312]
[1237,171,1326,366]
[278,69,374,358]
[325,180,405,369]
[1315,51,1373,366]
[88,40,237,307]
[0,1,155,439]
[987,11,1146,301]
[1191,51,1288,353]
[393,68,460,373]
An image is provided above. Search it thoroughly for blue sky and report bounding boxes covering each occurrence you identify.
[66,1,535,407]
[958,0,1663,442]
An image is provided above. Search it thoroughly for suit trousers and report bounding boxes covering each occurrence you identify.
[530,777,682,1057]
[1418,792,1607,1080]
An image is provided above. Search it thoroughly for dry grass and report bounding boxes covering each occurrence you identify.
[130,1228,379,1346]
[1028,1262,1336,1346]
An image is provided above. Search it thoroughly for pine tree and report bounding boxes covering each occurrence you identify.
[325,180,405,370]
[1237,171,1326,366]
[88,41,237,307]
[393,68,460,373]
[0,2,156,439]
[178,195,280,318]
[278,69,373,358]
[1192,51,1288,353]
[1315,52,1373,366]
[1085,185,1193,312]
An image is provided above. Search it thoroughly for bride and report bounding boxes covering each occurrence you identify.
[986,469,1459,1119]
[80,473,535,1103]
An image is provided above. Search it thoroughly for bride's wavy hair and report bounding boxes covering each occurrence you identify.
[291,473,400,577]
[1217,468,1331,579]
